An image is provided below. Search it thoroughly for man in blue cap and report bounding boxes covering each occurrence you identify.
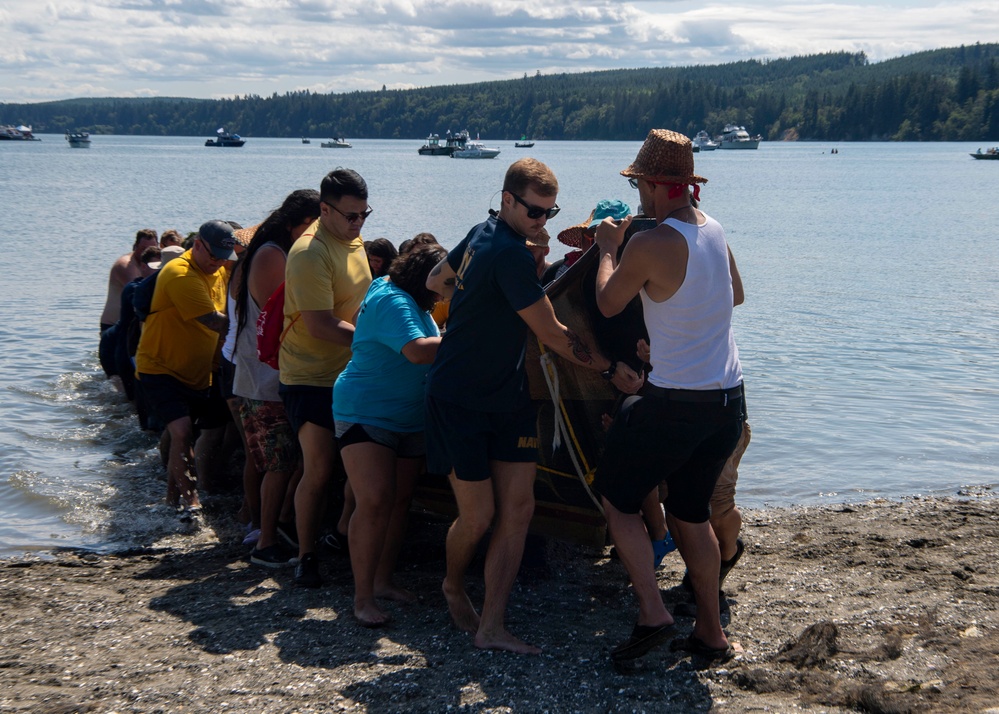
[136,220,237,517]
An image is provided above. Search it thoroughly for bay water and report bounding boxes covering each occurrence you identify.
[1,135,996,558]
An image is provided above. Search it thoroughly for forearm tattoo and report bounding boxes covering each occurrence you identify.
[565,328,593,364]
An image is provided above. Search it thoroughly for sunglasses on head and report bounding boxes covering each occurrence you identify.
[508,191,560,220]
[323,200,373,223]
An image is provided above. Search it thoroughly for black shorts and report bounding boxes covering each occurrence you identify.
[594,387,744,523]
[279,383,334,433]
[219,356,237,401]
[138,372,231,430]
[425,395,538,482]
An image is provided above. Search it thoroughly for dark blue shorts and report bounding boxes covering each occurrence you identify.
[594,387,744,523]
[279,383,334,434]
[138,372,230,430]
[425,395,538,482]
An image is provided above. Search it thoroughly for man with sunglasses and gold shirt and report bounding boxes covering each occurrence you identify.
[425,158,643,654]
[280,168,373,588]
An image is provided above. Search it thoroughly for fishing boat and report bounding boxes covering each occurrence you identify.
[0,125,40,141]
[321,137,352,148]
[65,131,91,147]
[716,125,761,150]
[451,139,501,159]
[205,128,245,147]
[515,135,535,148]
[418,129,469,156]
[692,130,718,151]
[970,147,999,160]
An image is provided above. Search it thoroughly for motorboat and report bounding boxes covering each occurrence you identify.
[970,147,999,160]
[451,139,501,159]
[321,137,352,148]
[692,130,718,151]
[716,125,761,150]
[419,130,468,156]
[205,128,245,147]
[66,131,91,147]
[515,135,535,148]
[301,137,311,144]
[0,124,40,141]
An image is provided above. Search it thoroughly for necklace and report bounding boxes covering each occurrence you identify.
[663,205,693,223]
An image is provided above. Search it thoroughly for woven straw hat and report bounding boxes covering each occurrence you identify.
[557,212,593,249]
[526,227,551,249]
[234,224,259,247]
[621,129,707,185]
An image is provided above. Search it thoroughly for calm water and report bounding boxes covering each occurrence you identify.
[1,135,997,557]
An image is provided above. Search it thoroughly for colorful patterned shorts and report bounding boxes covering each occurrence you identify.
[239,398,299,473]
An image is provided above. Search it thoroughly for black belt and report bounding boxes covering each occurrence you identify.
[641,383,743,406]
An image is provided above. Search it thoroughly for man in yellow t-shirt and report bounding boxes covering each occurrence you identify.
[136,220,236,515]
[279,168,372,587]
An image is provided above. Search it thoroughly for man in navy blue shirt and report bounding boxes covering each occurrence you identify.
[426,158,642,654]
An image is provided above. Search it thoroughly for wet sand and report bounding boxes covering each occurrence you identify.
[2,495,997,712]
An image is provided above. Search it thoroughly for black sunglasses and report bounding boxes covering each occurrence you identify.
[324,200,373,223]
[508,191,560,220]
[628,178,640,189]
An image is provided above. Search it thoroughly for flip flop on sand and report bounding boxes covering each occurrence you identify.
[672,634,734,663]
[610,622,674,661]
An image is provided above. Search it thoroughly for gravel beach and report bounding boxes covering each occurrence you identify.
[2,495,997,713]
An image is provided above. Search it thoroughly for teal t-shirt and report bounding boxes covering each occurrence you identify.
[333,277,440,432]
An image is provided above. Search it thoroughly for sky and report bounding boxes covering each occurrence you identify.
[2,0,998,104]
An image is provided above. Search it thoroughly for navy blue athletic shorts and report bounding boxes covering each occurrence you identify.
[425,394,538,482]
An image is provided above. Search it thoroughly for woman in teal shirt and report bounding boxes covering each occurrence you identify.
[333,243,446,627]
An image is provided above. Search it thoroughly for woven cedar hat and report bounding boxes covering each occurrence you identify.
[526,227,551,248]
[557,200,632,248]
[557,212,593,249]
[621,129,707,185]
[234,224,259,247]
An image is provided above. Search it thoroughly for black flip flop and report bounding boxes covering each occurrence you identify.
[672,634,734,662]
[611,622,674,661]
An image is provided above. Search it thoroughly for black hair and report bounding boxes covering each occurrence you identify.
[320,167,367,203]
[233,189,321,351]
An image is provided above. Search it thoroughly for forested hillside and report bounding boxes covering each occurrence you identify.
[3,44,998,141]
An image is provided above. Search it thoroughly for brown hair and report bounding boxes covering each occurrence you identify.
[388,243,448,312]
[133,228,158,250]
[502,158,558,198]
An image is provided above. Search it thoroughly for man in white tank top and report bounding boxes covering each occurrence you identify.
[592,129,746,662]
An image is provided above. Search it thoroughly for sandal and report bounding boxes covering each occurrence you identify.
[611,622,674,661]
[672,634,734,662]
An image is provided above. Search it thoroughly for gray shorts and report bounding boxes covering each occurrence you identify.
[334,420,426,459]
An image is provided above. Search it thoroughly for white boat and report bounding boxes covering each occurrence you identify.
[66,131,91,147]
[321,137,352,148]
[717,125,761,150]
[692,130,718,151]
[451,140,501,159]
[0,124,40,141]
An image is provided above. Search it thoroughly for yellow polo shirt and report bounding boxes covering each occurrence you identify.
[279,219,371,387]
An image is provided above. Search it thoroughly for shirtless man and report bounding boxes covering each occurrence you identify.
[100,228,159,332]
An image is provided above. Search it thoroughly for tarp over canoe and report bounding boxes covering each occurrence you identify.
[413,220,654,548]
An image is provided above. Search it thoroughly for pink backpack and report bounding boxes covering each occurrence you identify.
[256,282,298,369]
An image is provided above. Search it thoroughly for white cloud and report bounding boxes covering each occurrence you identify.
[0,0,997,102]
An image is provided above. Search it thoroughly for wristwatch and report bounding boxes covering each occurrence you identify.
[600,361,618,381]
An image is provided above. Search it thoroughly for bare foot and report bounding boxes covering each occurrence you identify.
[442,580,480,634]
[474,628,542,655]
[354,599,390,628]
[375,584,417,604]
